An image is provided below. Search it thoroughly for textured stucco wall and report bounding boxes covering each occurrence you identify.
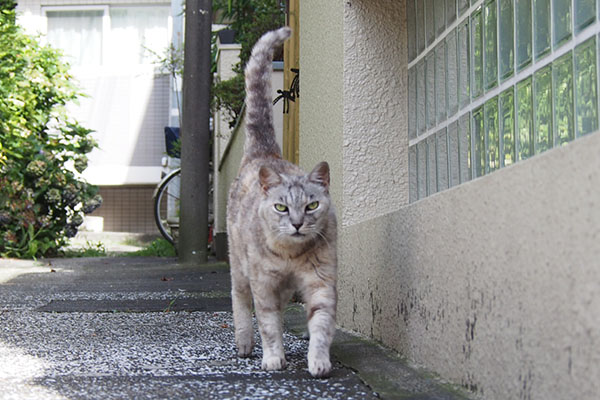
[342,0,408,227]
[299,0,407,225]
[339,131,600,399]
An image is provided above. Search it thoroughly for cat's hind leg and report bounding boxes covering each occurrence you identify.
[231,267,254,358]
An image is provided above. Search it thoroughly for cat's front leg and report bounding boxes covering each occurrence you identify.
[231,276,254,357]
[305,286,337,378]
[253,290,287,371]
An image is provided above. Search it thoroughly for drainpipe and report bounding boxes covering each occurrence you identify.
[169,0,184,128]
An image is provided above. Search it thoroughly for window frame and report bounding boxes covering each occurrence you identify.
[43,5,110,67]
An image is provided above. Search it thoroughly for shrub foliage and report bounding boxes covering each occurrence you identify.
[0,1,101,258]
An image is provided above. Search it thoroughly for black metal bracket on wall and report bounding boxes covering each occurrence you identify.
[273,68,299,114]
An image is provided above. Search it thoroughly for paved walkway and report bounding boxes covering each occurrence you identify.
[0,257,470,399]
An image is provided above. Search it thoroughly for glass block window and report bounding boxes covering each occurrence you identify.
[407,0,600,202]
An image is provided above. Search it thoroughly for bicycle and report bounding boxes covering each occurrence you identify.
[153,167,181,245]
[153,166,214,248]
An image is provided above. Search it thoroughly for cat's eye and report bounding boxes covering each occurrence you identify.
[274,203,288,213]
[306,201,319,211]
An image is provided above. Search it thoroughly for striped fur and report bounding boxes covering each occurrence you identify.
[242,27,291,164]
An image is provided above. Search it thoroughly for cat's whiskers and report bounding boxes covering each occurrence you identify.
[274,230,288,240]
[315,230,332,250]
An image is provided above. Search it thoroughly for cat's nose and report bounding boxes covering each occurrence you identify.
[292,223,302,232]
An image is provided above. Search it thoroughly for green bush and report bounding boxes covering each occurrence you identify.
[0,2,101,258]
[212,74,245,128]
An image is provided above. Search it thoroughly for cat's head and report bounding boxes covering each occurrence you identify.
[258,162,332,244]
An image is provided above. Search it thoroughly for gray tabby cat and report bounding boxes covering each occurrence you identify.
[227,27,337,378]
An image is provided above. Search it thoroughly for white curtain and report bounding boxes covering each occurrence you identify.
[46,7,169,67]
[46,10,103,66]
[107,6,170,66]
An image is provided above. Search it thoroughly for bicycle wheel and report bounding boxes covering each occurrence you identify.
[153,168,181,245]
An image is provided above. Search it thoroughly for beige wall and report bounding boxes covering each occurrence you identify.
[214,68,284,235]
[213,41,243,245]
[298,0,344,213]
[300,1,600,399]
[339,131,600,399]
[213,65,283,259]
[214,43,242,164]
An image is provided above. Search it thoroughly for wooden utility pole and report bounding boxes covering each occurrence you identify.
[178,0,212,264]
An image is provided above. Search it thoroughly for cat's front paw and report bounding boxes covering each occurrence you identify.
[237,342,253,358]
[261,355,287,371]
[235,340,254,358]
[308,356,332,378]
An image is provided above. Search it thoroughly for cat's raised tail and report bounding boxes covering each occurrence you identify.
[242,27,291,163]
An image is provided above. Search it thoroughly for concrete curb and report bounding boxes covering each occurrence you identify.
[284,305,472,400]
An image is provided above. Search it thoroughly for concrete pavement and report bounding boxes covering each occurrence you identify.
[0,257,471,399]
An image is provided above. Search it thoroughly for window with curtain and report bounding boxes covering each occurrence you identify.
[45,5,170,67]
[107,6,170,66]
[46,10,104,66]
[407,0,600,203]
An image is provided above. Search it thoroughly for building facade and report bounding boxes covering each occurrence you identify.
[16,0,177,232]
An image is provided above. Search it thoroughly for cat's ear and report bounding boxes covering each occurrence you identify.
[309,161,330,191]
[259,166,282,193]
